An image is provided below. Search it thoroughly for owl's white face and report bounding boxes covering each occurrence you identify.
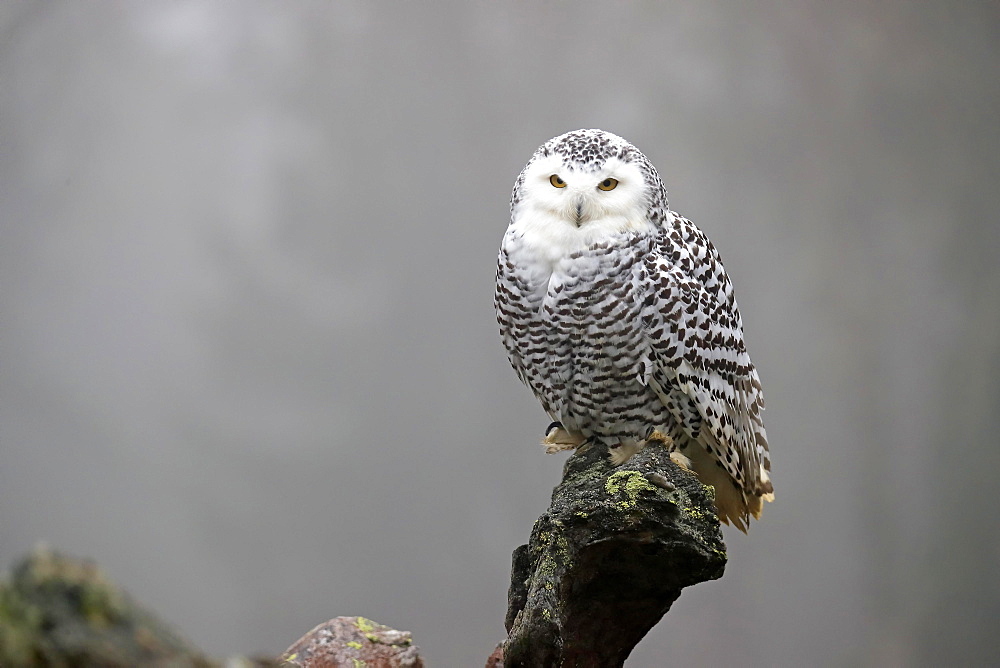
[510,153,656,262]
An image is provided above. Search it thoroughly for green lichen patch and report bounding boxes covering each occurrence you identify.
[604,470,658,509]
[354,616,381,642]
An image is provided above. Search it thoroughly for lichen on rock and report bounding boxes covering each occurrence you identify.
[281,616,422,668]
[502,441,727,667]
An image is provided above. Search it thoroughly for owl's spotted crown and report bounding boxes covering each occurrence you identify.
[541,129,639,171]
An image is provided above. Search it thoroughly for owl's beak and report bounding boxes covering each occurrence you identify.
[574,198,584,226]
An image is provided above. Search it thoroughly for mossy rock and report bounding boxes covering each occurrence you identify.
[0,546,217,667]
[504,441,727,667]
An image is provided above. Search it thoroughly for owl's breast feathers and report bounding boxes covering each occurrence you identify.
[496,231,664,436]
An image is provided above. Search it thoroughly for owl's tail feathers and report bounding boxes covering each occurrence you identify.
[686,445,774,533]
[738,482,776,532]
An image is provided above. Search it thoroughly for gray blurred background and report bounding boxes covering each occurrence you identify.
[2,2,998,666]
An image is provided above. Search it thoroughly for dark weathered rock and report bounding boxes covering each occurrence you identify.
[502,440,727,668]
[281,616,423,668]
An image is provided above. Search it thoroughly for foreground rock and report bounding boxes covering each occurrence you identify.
[281,616,423,667]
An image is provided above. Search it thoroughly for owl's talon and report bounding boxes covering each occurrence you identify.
[542,424,586,454]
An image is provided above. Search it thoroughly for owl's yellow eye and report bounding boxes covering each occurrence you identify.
[549,174,567,188]
[597,178,618,191]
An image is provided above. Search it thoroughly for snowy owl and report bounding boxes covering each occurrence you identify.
[495,129,773,531]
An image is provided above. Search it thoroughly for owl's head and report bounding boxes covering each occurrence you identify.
[509,130,670,248]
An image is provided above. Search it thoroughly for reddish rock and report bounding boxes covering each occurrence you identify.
[484,643,504,667]
[281,616,423,668]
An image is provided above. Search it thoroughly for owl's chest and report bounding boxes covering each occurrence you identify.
[503,238,646,342]
[542,257,636,330]
[534,254,651,408]
[498,235,658,421]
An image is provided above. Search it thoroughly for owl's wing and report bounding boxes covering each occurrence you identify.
[641,217,772,497]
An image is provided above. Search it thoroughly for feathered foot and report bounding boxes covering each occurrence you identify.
[543,422,587,454]
[609,430,684,467]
